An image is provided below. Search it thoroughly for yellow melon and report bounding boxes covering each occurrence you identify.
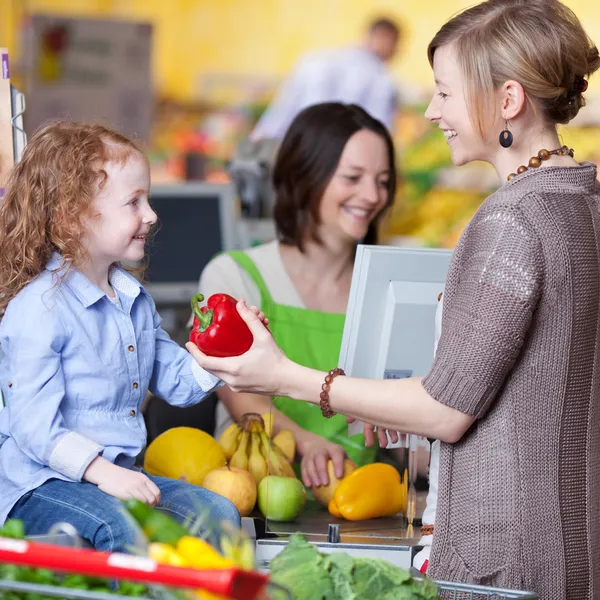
[144,427,226,486]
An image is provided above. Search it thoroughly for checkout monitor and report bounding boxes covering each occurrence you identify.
[341,245,453,445]
[143,182,240,305]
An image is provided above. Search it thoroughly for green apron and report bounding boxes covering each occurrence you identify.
[227,250,376,467]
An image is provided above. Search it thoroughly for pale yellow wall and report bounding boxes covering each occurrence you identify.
[2,0,599,102]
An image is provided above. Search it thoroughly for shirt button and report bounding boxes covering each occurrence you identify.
[128,345,135,352]
[8,381,12,388]
[132,382,139,390]
[130,409,136,417]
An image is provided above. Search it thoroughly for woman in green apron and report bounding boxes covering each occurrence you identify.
[198,102,397,488]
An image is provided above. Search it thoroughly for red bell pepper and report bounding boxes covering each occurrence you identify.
[189,293,254,357]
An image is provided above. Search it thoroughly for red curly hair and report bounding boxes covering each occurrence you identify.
[0,121,146,314]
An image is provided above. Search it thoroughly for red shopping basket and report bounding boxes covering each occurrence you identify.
[0,536,288,599]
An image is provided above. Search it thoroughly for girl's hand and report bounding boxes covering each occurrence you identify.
[84,458,161,506]
[297,432,347,488]
[186,299,289,396]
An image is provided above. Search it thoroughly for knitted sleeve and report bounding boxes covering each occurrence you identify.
[422,200,544,419]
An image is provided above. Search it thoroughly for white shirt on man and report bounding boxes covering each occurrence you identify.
[252,46,399,140]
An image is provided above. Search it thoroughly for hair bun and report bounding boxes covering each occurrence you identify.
[587,46,600,76]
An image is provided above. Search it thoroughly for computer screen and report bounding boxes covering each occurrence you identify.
[341,245,452,449]
[340,245,452,381]
[143,182,239,304]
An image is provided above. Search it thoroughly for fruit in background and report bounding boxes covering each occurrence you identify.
[217,413,297,485]
[247,430,268,485]
[148,543,188,567]
[150,537,242,599]
[229,430,250,471]
[258,430,296,478]
[328,497,342,518]
[257,476,306,522]
[177,536,234,569]
[272,429,295,462]
[312,459,358,507]
[261,411,275,438]
[144,427,225,486]
[202,466,257,517]
[218,422,242,461]
[328,463,407,521]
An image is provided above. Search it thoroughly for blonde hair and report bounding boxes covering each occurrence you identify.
[428,0,600,137]
[0,121,146,313]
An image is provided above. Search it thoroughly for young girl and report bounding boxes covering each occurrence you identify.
[0,121,243,553]
[189,1,600,597]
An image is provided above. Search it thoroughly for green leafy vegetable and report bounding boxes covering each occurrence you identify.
[0,519,26,539]
[269,533,438,600]
[269,534,337,599]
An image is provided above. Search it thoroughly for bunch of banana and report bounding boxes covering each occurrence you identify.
[218,412,296,486]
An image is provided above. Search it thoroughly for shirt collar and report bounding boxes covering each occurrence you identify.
[45,252,144,308]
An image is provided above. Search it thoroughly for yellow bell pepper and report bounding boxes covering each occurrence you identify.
[328,463,407,521]
[149,538,232,600]
[176,536,235,570]
[194,591,229,600]
[328,497,342,518]
[148,542,188,567]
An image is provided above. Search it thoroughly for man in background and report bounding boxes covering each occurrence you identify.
[251,17,401,140]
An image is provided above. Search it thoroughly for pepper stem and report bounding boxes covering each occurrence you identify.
[190,293,213,332]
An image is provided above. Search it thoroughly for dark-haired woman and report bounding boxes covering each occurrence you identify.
[198,102,397,488]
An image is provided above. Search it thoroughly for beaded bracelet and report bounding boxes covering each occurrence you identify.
[320,368,345,418]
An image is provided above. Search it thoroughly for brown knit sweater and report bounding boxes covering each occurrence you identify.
[422,163,600,600]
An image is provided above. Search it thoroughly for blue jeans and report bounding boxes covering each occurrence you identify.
[8,474,241,553]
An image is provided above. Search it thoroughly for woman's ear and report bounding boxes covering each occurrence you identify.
[500,80,527,120]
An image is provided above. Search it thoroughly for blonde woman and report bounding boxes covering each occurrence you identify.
[189,1,600,597]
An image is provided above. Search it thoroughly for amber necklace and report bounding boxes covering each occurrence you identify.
[507,145,574,181]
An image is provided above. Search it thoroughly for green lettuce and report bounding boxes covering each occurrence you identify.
[269,534,337,599]
[269,533,438,600]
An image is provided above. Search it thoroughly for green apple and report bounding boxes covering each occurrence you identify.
[257,476,306,522]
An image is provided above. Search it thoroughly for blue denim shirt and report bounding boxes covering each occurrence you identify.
[0,254,221,524]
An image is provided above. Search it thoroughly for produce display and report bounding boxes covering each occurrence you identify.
[142,411,409,525]
[269,533,438,600]
[327,463,408,521]
[144,426,226,486]
[189,293,254,358]
[215,412,304,520]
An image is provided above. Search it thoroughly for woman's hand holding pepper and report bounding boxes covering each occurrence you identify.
[186,299,291,396]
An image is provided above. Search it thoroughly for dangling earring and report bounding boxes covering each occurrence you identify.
[499,120,513,148]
